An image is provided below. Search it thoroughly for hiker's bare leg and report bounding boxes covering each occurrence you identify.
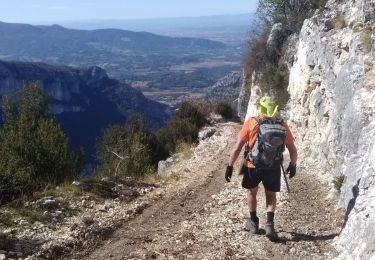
[247,186,259,212]
[265,190,276,212]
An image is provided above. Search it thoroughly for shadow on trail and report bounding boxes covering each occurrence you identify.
[342,179,360,230]
[273,232,339,244]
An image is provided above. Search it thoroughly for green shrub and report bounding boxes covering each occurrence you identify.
[257,0,327,32]
[216,102,235,120]
[242,0,327,107]
[188,100,217,118]
[156,102,207,153]
[157,118,199,153]
[98,103,208,179]
[361,26,373,53]
[243,33,269,78]
[258,63,290,109]
[333,176,345,192]
[242,29,290,107]
[0,83,82,203]
[97,114,168,180]
[175,102,207,129]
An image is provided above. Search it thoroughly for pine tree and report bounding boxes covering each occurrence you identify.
[0,82,82,202]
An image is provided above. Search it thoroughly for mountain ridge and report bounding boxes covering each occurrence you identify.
[0,21,225,61]
[0,21,237,93]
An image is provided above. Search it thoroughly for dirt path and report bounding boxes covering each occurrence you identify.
[84,122,344,260]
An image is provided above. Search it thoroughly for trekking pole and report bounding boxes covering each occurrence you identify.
[281,165,290,193]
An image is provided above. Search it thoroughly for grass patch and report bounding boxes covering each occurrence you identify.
[0,211,15,227]
[33,182,87,200]
[333,175,345,192]
[0,206,52,227]
[334,16,346,29]
[175,142,194,158]
[0,182,93,226]
[16,208,52,224]
[361,26,373,53]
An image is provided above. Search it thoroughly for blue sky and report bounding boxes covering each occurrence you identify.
[0,0,258,23]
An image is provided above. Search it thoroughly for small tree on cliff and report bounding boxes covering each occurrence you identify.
[0,82,82,203]
[257,0,326,32]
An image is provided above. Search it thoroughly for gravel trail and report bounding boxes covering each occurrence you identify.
[84,122,344,260]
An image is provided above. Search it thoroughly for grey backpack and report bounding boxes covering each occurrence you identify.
[245,117,286,169]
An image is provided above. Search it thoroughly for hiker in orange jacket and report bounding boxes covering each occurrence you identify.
[225,96,297,240]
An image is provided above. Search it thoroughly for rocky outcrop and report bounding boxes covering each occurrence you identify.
[0,60,169,159]
[269,0,375,258]
[205,71,243,102]
[266,23,292,63]
[0,61,82,112]
[237,70,250,121]
[242,73,263,121]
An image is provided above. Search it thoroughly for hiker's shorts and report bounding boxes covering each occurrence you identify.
[241,166,281,192]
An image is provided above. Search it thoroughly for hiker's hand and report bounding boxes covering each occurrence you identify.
[287,163,296,178]
[225,165,233,182]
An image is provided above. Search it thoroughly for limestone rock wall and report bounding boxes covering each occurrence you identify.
[205,71,243,103]
[284,0,375,258]
[237,70,250,121]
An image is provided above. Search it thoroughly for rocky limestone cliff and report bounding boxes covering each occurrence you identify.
[243,0,375,258]
[0,60,169,159]
[205,71,243,102]
[0,61,83,113]
[237,71,250,121]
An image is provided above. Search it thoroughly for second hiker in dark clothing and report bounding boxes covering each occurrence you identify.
[225,96,297,241]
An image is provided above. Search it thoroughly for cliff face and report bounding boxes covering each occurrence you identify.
[244,0,375,257]
[0,61,83,113]
[205,71,243,103]
[0,60,169,159]
[287,1,375,257]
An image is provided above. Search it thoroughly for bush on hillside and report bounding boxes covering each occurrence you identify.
[175,102,207,129]
[243,33,269,77]
[98,102,208,179]
[157,102,207,153]
[242,0,326,110]
[258,63,290,109]
[188,100,217,118]
[242,33,290,109]
[157,118,199,153]
[0,83,83,203]
[216,102,235,120]
[97,114,168,180]
[257,0,327,32]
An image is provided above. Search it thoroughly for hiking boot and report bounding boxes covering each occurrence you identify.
[244,218,259,234]
[265,222,278,241]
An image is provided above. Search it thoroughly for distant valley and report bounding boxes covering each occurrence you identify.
[0,17,250,159]
[0,20,245,106]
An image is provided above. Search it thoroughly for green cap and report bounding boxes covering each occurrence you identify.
[257,96,279,118]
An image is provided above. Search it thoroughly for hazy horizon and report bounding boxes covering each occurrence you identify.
[33,13,253,25]
[0,13,255,28]
[0,0,258,24]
